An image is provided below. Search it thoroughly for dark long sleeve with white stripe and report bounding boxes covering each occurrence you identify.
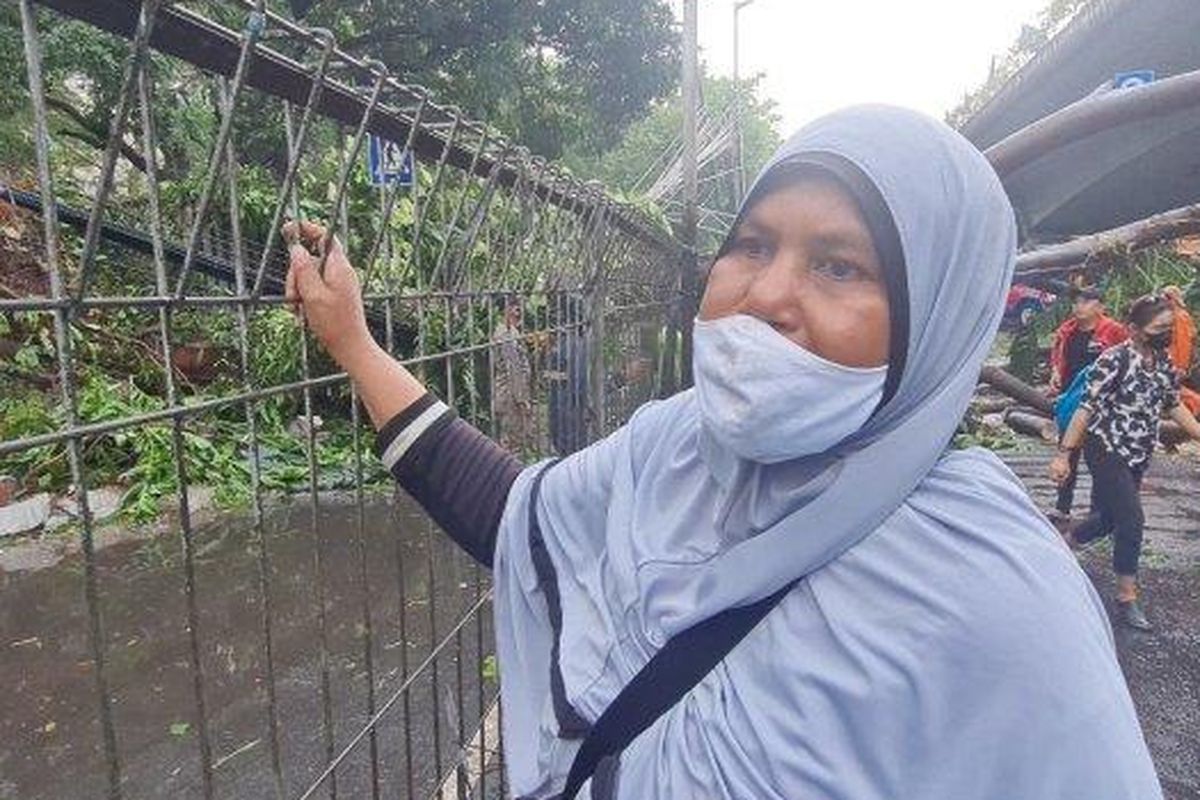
[373,393,523,568]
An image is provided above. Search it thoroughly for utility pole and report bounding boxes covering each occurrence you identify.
[733,0,757,205]
[679,0,699,389]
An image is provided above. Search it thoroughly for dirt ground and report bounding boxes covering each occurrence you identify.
[1004,446,1200,799]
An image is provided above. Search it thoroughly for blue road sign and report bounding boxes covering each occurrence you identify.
[1113,70,1156,90]
[367,134,415,187]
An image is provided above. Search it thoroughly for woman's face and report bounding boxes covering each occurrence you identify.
[698,176,891,369]
[1136,309,1174,342]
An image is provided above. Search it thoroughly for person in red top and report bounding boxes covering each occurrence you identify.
[1049,286,1128,522]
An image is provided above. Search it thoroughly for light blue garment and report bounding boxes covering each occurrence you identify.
[693,314,887,463]
[492,105,1161,799]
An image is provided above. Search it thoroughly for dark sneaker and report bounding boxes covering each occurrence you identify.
[1117,599,1153,632]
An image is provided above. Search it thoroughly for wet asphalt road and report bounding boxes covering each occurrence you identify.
[1006,446,1200,800]
[1,449,1197,798]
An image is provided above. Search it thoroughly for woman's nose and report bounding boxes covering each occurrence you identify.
[740,253,803,330]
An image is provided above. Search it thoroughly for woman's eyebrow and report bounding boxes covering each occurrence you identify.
[808,231,877,257]
[734,218,769,236]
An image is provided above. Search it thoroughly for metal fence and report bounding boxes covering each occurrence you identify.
[1,1,683,798]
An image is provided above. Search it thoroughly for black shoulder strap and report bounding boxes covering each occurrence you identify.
[558,578,796,798]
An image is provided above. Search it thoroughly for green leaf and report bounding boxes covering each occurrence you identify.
[168,721,191,737]
[482,654,499,683]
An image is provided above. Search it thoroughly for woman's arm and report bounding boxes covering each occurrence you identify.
[284,221,522,567]
[1049,325,1067,393]
[1049,407,1090,484]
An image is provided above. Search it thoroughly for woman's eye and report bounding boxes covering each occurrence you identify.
[814,260,865,282]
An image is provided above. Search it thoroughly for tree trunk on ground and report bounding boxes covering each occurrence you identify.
[972,395,1014,414]
[980,365,1054,415]
[1005,410,1057,441]
[1014,202,1200,278]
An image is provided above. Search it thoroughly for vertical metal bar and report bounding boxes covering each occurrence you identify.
[74,0,164,299]
[541,172,586,293]
[252,28,338,293]
[174,0,267,297]
[359,98,429,292]
[148,65,220,800]
[478,150,530,292]
[391,294,416,800]
[584,199,610,440]
[314,61,390,275]
[445,147,513,293]
[574,289,585,450]
[486,152,548,293]
[282,101,305,222]
[426,518,444,789]
[461,290,488,798]
[212,79,289,798]
[18,4,122,797]
[163,78,223,800]
[405,109,462,286]
[569,190,605,294]
[415,291,444,787]
[520,160,564,291]
[351,386,381,799]
[299,282,338,800]
[443,293,467,799]
[427,129,493,289]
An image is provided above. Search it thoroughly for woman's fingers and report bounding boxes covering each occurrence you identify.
[287,219,326,250]
[284,246,307,320]
[283,219,350,272]
[285,234,331,322]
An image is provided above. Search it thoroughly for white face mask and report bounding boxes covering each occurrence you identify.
[693,314,887,463]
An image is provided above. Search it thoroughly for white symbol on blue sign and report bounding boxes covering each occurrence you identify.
[1113,70,1156,90]
[367,135,414,187]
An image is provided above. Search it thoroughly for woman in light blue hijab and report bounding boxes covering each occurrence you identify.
[287,105,1162,799]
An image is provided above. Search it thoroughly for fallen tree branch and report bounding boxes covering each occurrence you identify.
[1005,410,1057,442]
[980,366,1054,415]
[45,95,149,174]
[985,67,1200,177]
[1014,202,1200,277]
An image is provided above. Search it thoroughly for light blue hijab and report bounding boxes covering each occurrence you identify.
[492,106,1161,799]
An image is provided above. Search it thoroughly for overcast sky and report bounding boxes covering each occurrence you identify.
[679,0,1050,133]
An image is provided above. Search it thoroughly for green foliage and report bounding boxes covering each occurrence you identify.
[953,415,1022,451]
[0,363,388,523]
[569,73,780,195]
[953,428,1022,451]
[1007,324,1044,383]
[567,72,781,252]
[295,0,680,160]
[1097,247,1198,318]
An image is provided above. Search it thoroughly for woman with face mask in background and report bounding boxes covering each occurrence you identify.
[1051,293,1200,631]
[286,106,1163,798]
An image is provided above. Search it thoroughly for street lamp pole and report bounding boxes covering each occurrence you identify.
[733,0,757,204]
[680,0,699,388]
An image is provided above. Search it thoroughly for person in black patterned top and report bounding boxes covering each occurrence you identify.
[1051,293,1200,630]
